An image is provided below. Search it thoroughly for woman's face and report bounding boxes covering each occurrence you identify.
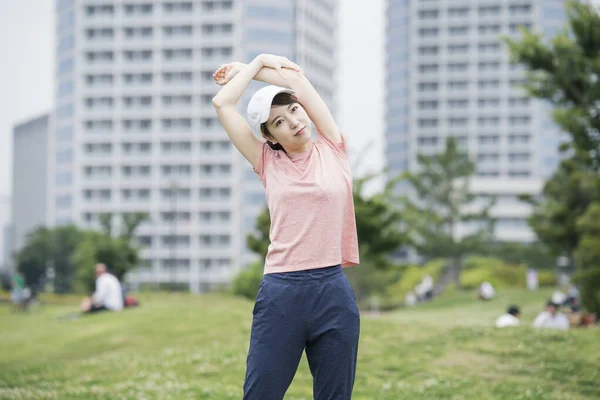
[264,102,312,151]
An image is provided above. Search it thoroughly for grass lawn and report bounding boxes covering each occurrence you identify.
[0,287,598,399]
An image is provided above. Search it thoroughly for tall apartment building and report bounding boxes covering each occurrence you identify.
[385,0,568,243]
[12,114,50,254]
[51,0,337,292]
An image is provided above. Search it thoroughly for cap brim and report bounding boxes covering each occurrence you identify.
[257,88,296,125]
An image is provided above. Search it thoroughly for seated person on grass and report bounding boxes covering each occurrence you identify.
[80,263,124,313]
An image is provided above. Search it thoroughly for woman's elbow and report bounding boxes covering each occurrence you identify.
[212,96,225,109]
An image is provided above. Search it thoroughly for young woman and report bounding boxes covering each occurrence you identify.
[212,54,360,400]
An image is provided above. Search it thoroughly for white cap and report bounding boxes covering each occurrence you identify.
[247,85,295,135]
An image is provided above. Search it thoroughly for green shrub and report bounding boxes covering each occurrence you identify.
[537,270,557,287]
[463,256,509,271]
[231,261,264,300]
[460,263,526,289]
[385,259,446,303]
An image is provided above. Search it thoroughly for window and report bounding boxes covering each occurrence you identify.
[418,137,438,146]
[122,119,152,132]
[57,104,73,118]
[419,10,439,19]
[123,50,152,62]
[479,6,501,16]
[478,98,500,108]
[85,51,114,63]
[58,35,75,51]
[162,118,192,131]
[508,134,530,144]
[85,119,113,132]
[419,28,439,37]
[163,48,193,61]
[478,117,500,127]
[479,25,500,35]
[448,117,468,127]
[419,82,438,92]
[86,74,113,87]
[123,3,153,15]
[478,80,500,89]
[162,71,192,84]
[448,8,469,17]
[448,63,468,72]
[58,57,73,74]
[478,43,501,53]
[509,97,530,107]
[57,125,73,140]
[509,4,531,15]
[510,23,532,33]
[509,116,530,126]
[246,6,293,19]
[418,100,438,110]
[163,25,192,37]
[55,195,72,209]
[449,26,469,36]
[419,64,438,73]
[478,153,500,162]
[163,2,193,13]
[55,171,72,186]
[419,46,439,56]
[448,99,468,109]
[508,153,530,162]
[123,73,153,86]
[478,135,500,145]
[448,44,469,54]
[123,96,152,109]
[448,81,468,90]
[418,119,438,128]
[479,61,501,71]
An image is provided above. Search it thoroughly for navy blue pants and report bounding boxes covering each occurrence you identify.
[243,265,360,400]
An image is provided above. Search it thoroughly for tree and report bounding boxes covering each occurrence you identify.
[506,2,600,308]
[15,227,54,290]
[15,225,82,293]
[72,213,147,292]
[520,154,600,264]
[400,137,496,288]
[505,1,600,168]
[573,202,600,314]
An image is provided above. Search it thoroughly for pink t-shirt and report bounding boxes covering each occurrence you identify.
[253,132,360,274]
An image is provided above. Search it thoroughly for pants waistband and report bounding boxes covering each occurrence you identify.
[263,265,342,285]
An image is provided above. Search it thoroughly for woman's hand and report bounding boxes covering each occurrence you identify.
[257,54,304,79]
[213,62,246,86]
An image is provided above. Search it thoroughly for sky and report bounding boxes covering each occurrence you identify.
[0,0,385,258]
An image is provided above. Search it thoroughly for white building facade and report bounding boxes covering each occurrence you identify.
[51,0,337,292]
[385,0,569,243]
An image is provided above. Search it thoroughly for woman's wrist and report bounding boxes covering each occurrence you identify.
[251,55,264,68]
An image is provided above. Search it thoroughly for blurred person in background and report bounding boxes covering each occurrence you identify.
[212,53,360,400]
[495,305,521,328]
[80,263,123,313]
[533,300,569,330]
[478,281,495,301]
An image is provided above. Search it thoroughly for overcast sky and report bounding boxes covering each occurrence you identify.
[0,0,384,218]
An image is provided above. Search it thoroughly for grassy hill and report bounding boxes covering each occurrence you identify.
[0,288,598,399]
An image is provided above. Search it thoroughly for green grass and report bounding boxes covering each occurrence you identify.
[0,288,598,399]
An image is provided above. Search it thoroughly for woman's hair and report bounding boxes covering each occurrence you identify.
[260,92,303,151]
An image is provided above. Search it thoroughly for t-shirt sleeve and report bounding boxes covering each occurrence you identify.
[252,141,272,184]
[316,131,348,161]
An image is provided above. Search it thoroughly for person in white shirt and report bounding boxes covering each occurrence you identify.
[80,263,124,313]
[496,305,521,328]
[532,301,570,330]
